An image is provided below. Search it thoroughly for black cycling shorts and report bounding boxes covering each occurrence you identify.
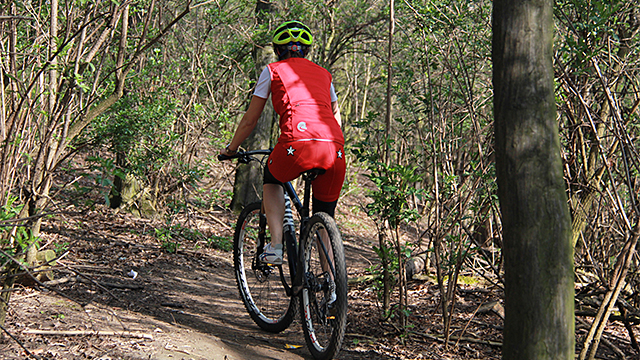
[264,165,338,217]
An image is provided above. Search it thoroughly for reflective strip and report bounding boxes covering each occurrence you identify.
[294,138,341,143]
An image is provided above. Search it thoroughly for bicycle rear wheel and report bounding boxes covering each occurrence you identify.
[234,202,295,333]
[299,212,347,360]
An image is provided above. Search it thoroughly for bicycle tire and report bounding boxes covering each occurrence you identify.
[233,202,295,333]
[299,212,348,360]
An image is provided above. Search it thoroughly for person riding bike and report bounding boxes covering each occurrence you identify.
[220,20,346,266]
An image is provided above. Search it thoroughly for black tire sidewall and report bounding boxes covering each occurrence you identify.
[299,212,348,359]
[233,202,295,333]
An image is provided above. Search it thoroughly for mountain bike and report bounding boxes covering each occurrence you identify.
[218,149,348,360]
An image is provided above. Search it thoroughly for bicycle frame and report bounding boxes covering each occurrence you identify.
[280,175,311,296]
[224,149,347,359]
[219,150,334,297]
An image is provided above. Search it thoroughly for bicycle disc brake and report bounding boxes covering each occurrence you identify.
[252,253,276,283]
[305,271,334,324]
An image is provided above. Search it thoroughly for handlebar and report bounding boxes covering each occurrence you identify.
[217,149,272,164]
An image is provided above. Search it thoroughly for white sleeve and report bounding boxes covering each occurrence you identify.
[330,82,338,102]
[253,67,271,99]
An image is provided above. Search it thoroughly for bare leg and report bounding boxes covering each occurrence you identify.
[263,184,285,245]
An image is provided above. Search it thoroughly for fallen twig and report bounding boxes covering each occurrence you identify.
[62,264,113,273]
[577,317,627,359]
[43,275,143,290]
[413,331,502,348]
[194,208,232,230]
[347,274,378,285]
[455,301,484,349]
[620,306,639,351]
[345,333,378,341]
[22,329,153,340]
[42,276,74,286]
[477,300,505,320]
[0,323,41,359]
[164,343,191,355]
[97,281,144,290]
[0,287,20,294]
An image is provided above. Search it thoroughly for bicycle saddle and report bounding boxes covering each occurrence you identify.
[302,168,326,181]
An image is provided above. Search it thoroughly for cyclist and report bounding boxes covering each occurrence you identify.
[220,20,345,267]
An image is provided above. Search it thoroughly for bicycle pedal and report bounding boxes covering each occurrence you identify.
[259,257,283,266]
[327,304,338,317]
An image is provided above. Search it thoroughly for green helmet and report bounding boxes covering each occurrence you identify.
[272,20,313,45]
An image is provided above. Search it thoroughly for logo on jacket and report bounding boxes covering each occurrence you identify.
[297,122,307,132]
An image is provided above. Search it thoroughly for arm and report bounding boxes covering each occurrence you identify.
[332,101,342,127]
[221,95,268,155]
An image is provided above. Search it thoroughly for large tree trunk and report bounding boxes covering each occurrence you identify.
[493,1,575,359]
[230,0,275,211]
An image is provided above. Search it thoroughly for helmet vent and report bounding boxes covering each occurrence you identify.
[272,20,313,46]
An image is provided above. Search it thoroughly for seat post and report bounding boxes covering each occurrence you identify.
[302,175,312,219]
[301,169,324,220]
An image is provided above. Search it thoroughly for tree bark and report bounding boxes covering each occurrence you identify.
[378,223,391,312]
[384,0,394,165]
[493,1,574,359]
[49,0,58,116]
[230,0,275,211]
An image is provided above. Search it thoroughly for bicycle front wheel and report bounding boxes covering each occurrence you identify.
[234,202,295,333]
[299,212,348,360]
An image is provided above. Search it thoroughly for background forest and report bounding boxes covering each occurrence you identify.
[1,0,639,359]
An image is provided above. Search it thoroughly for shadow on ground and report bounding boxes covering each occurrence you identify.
[3,207,393,360]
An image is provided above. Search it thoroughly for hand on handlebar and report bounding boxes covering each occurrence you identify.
[217,148,271,162]
[219,148,234,158]
[219,144,238,161]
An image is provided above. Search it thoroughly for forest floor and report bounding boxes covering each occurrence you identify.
[0,165,637,359]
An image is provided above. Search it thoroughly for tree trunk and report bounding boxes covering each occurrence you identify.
[378,222,391,312]
[115,174,159,219]
[384,0,394,164]
[230,0,275,211]
[109,152,127,209]
[493,1,574,359]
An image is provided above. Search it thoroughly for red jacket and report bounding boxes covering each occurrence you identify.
[268,58,344,145]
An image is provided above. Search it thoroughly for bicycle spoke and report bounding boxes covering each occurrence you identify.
[300,213,347,360]
[234,202,295,333]
[315,230,336,278]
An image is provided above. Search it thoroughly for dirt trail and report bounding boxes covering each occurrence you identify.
[2,205,390,360]
[1,174,511,360]
[3,173,633,359]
